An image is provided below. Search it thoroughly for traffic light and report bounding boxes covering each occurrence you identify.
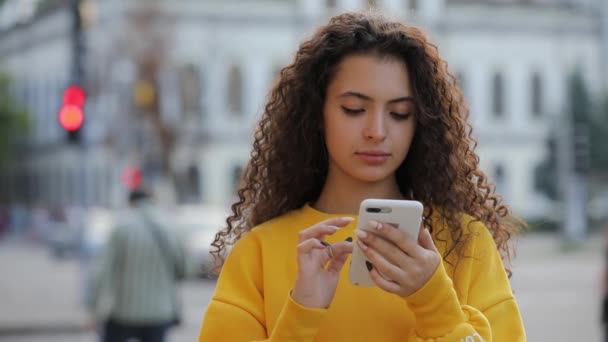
[59,85,86,143]
[60,0,87,144]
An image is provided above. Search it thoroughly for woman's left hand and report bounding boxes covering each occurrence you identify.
[355,221,440,297]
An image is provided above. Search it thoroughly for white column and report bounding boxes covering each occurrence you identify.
[510,155,528,215]
[202,148,224,206]
[510,62,526,129]
[469,63,487,128]
[206,55,226,134]
[544,62,563,117]
[247,56,270,125]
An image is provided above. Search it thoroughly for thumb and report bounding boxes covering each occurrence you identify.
[418,228,438,252]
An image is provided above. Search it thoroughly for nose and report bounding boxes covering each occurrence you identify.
[363,110,387,142]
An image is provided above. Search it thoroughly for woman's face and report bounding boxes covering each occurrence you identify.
[322,54,417,184]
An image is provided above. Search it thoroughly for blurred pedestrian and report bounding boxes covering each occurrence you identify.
[87,186,186,342]
[199,11,525,341]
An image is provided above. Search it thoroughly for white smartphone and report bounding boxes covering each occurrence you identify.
[349,199,424,287]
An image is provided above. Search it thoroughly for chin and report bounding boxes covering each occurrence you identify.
[349,169,394,184]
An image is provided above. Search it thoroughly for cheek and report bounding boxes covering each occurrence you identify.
[324,120,349,154]
[323,112,355,157]
[393,125,416,155]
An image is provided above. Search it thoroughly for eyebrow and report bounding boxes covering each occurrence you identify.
[338,91,415,104]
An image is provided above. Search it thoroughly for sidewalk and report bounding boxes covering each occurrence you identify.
[511,233,603,341]
[0,233,604,341]
[0,240,88,334]
[0,239,212,341]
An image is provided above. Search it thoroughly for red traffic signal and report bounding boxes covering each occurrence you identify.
[59,85,86,142]
[58,105,84,131]
[63,85,86,107]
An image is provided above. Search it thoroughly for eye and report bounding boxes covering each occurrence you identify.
[390,112,412,121]
[341,106,365,116]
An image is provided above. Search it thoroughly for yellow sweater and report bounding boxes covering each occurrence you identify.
[199,204,525,341]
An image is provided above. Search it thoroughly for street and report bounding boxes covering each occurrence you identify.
[0,233,603,341]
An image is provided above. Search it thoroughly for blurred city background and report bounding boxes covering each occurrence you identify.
[0,0,607,341]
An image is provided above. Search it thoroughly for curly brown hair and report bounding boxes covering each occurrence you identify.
[211,11,523,276]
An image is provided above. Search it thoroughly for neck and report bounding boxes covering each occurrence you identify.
[313,168,404,215]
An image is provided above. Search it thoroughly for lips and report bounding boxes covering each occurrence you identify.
[355,151,391,165]
[356,151,391,157]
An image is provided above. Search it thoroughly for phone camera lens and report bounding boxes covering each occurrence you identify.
[366,207,381,213]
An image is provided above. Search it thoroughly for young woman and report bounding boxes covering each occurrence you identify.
[199,11,525,341]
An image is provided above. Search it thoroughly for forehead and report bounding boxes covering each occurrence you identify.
[327,54,413,99]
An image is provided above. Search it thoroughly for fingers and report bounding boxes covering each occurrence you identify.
[418,227,438,252]
[328,240,354,257]
[325,242,353,273]
[318,240,354,269]
[298,217,355,242]
[356,238,405,285]
[369,268,401,293]
[297,238,326,255]
[361,220,423,257]
[298,238,354,265]
[355,228,413,267]
[326,253,348,274]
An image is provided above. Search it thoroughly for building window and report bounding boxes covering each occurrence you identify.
[176,165,200,204]
[227,65,243,115]
[232,165,243,194]
[179,64,202,116]
[492,72,504,117]
[494,164,506,197]
[408,0,418,11]
[531,72,543,117]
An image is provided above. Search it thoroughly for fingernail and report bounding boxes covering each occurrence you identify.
[355,230,367,239]
[366,261,373,271]
[328,225,339,231]
[341,217,355,222]
[369,220,382,231]
[344,237,353,242]
[357,239,368,251]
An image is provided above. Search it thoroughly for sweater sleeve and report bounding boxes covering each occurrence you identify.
[403,224,525,342]
[198,232,328,342]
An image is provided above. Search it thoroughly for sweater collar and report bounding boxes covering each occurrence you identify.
[300,203,358,221]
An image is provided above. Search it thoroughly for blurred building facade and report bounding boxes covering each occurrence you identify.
[0,0,606,219]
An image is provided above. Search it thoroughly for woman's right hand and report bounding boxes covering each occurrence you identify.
[291,217,355,309]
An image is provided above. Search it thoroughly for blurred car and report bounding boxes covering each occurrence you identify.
[80,207,117,258]
[78,204,228,279]
[172,204,229,278]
